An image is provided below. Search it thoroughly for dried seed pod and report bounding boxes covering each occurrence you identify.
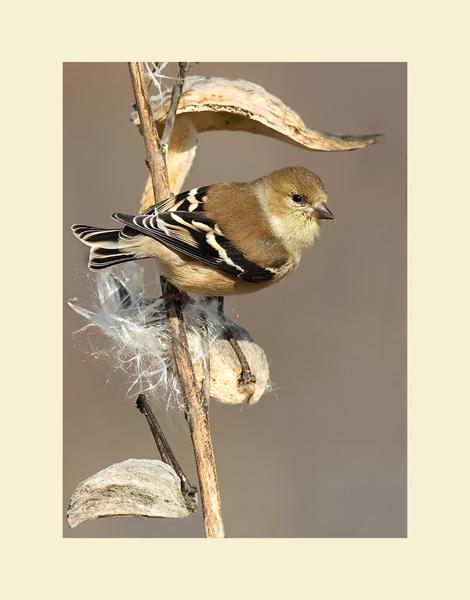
[133,76,381,211]
[189,322,270,405]
[67,459,192,528]
[139,115,198,211]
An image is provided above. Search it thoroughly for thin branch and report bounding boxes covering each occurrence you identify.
[128,62,170,203]
[136,394,172,465]
[136,393,197,512]
[161,62,190,157]
[160,277,225,537]
[128,62,225,538]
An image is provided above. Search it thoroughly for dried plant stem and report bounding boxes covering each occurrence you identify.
[128,63,170,208]
[161,62,190,156]
[136,394,172,465]
[136,393,197,512]
[161,278,224,537]
[128,62,225,538]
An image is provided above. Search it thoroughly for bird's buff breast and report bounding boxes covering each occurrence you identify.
[160,256,277,296]
[148,239,292,296]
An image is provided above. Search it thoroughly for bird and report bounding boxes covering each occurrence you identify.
[72,166,334,297]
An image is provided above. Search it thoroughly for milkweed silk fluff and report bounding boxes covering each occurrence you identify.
[69,263,226,410]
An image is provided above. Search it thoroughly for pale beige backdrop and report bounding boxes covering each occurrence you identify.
[63,62,406,538]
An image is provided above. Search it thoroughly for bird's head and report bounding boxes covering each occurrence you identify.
[257,166,334,255]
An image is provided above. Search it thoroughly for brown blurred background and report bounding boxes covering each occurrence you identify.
[63,62,406,537]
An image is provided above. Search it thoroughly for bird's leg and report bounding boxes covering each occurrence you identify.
[160,275,190,306]
[213,296,257,396]
[136,393,198,512]
[199,309,211,412]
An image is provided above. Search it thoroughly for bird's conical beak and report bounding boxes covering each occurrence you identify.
[315,202,335,220]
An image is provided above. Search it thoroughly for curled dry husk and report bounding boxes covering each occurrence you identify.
[132,76,381,210]
[67,459,193,527]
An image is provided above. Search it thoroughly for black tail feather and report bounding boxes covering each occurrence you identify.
[71,224,138,271]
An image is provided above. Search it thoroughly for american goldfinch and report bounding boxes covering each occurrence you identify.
[72,166,334,296]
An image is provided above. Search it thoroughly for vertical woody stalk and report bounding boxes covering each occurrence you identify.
[128,62,225,538]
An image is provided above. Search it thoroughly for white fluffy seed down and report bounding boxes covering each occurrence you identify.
[69,263,270,408]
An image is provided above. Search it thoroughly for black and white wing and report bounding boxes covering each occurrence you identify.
[149,186,212,214]
[113,208,277,283]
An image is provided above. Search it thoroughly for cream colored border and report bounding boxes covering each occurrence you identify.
[4,1,469,597]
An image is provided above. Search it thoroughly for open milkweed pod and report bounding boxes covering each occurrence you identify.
[188,320,270,405]
[166,115,197,189]
[139,115,198,211]
[67,459,194,528]
[132,76,382,211]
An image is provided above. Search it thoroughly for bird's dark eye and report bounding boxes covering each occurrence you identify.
[292,194,304,203]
